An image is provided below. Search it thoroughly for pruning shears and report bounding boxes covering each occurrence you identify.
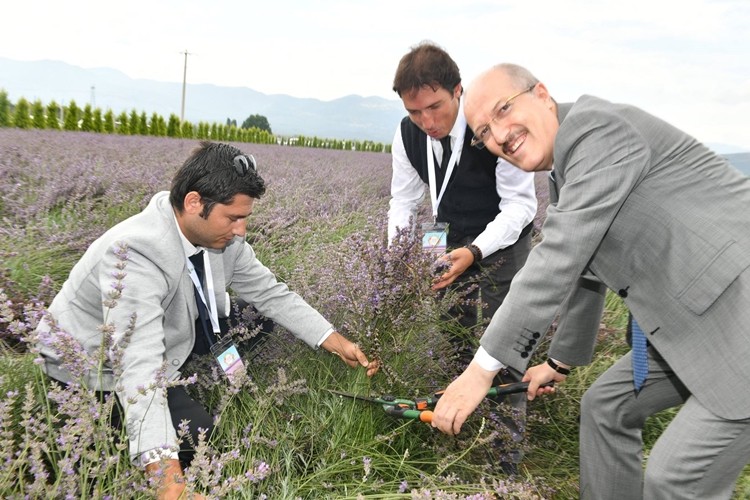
[329,381,554,424]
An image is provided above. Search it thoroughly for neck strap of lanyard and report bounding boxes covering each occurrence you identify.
[426,128,464,220]
[186,251,220,334]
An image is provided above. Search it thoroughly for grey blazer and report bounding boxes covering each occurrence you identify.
[480,95,750,420]
[38,191,333,460]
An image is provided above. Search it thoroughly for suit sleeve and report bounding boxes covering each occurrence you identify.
[479,104,652,374]
[227,241,333,347]
[548,274,607,365]
[99,243,178,463]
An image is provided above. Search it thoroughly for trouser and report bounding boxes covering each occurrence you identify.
[447,231,532,330]
[447,232,532,466]
[580,347,750,499]
[172,300,273,464]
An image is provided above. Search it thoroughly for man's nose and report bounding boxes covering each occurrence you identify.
[232,221,247,237]
[420,110,436,130]
[489,121,507,146]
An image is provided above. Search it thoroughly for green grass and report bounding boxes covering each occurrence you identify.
[2,149,749,498]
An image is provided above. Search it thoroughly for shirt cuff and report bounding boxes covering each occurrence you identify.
[473,346,506,372]
[139,447,180,468]
[316,327,335,348]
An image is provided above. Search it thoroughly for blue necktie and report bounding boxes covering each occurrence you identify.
[630,317,648,392]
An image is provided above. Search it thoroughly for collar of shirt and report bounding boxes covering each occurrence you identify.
[172,208,204,259]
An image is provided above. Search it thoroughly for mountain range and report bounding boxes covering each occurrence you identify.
[1,57,749,156]
[0,57,406,143]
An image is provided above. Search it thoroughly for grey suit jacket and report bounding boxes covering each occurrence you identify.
[38,191,333,460]
[480,95,750,420]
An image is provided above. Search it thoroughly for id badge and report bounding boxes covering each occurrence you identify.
[210,336,245,382]
[421,222,449,255]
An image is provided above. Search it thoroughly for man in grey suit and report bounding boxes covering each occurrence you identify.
[37,141,377,499]
[430,63,750,499]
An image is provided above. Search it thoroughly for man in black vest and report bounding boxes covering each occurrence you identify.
[387,41,538,473]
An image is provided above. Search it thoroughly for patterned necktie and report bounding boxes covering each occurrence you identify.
[630,316,648,392]
[189,251,215,352]
[440,135,452,170]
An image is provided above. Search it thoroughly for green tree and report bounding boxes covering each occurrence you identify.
[46,101,61,129]
[80,104,94,132]
[138,112,148,135]
[13,98,31,129]
[241,114,272,133]
[181,120,194,139]
[64,101,80,130]
[129,109,139,135]
[0,89,10,127]
[149,113,161,136]
[154,115,167,136]
[31,100,46,129]
[92,109,103,133]
[117,111,129,135]
[103,110,115,133]
[197,122,209,139]
[167,114,181,138]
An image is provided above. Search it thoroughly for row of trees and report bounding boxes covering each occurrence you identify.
[0,89,390,153]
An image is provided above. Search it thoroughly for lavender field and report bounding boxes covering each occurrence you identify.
[1,129,745,499]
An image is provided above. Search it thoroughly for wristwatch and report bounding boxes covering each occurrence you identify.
[547,358,571,375]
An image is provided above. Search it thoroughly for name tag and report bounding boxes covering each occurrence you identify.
[421,222,449,255]
[210,336,245,383]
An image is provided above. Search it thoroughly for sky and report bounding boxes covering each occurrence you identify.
[2,0,749,151]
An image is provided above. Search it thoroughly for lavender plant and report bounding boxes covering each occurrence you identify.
[3,129,745,498]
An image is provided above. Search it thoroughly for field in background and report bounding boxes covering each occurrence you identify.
[1,129,747,498]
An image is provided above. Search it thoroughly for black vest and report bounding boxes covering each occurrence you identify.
[400,117,502,244]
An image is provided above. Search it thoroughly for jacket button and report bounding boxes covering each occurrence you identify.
[618,288,629,298]
[171,359,180,366]
[520,352,529,358]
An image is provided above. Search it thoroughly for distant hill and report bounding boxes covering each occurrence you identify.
[724,152,750,176]
[0,57,406,143]
[2,57,749,152]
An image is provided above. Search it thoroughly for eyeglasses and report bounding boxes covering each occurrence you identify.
[470,85,536,149]
[233,154,257,176]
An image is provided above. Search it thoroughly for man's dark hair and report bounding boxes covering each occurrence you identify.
[392,41,462,97]
[170,141,266,218]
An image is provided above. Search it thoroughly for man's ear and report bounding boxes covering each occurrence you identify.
[183,191,203,215]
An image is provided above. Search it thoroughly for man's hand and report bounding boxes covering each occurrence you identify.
[321,331,379,377]
[146,459,205,500]
[431,361,497,435]
[431,247,474,291]
[523,362,567,400]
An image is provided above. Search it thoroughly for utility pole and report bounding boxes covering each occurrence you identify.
[180,50,190,122]
[91,86,96,108]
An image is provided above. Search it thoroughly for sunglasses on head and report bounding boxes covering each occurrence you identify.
[233,154,257,176]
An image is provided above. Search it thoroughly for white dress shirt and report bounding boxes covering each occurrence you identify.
[387,98,537,260]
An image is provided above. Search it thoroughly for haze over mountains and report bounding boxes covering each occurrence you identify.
[1,57,748,165]
[0,57,406,143]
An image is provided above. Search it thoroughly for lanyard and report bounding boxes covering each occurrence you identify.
[426,128,464,219]
[186,252,220,334]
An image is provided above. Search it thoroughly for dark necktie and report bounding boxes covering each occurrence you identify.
[630,316,648,392]
[548,170,559,204]
[440,135,452,170]
[189,251,216,353]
